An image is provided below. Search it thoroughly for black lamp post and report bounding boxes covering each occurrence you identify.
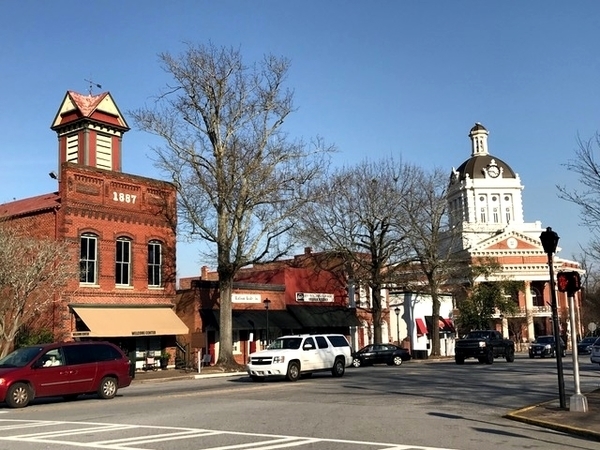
[540,226,566,409]
[394,307,401,345]
[263,298,271,345]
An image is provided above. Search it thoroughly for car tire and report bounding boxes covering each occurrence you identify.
[455,355,465,365]
[97,377,118,399]
[352,358,362,368]
[506,348,515,363]
[391,356,403,366]
[5,383,31,408]
[286,361,300,382]
[485,350,494,364]
[529,353,534,359]
[331,357,345,377]
[477,357,486,364]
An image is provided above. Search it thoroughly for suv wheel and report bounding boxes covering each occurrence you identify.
[505,348,515,363]
[455,355,465,365]
[485,350,494,364]
[286,361,300,382]
[331,357,345,377]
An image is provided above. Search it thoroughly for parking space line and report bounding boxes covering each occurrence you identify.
[0,419,457,450]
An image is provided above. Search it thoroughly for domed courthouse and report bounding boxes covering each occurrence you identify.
[448,123,583,342]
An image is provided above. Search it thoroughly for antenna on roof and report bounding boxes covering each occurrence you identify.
[84,78,102,95]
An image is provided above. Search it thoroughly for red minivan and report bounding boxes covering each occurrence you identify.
[0,341,132,408]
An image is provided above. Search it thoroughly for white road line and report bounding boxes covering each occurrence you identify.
[0,419,458,450]
[11,424,135,439]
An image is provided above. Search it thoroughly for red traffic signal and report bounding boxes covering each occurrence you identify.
[556,271,581,294]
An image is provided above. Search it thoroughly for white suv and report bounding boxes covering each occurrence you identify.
[246,334,353,382]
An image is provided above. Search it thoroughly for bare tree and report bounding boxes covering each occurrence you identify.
[575,253,600,334]
[295,157,417,343]
[558,133,600,259]
[396,167,464,356]
[131,43,333,368]
[0,223,77,357]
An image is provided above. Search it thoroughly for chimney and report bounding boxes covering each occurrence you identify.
[304,247,312,254]
[201,266,209,279]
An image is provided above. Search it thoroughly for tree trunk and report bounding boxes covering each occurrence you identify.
[431,291,441,356]
[372,283,383,344]
[216,270,236,367]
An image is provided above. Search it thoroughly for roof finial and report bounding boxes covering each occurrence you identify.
[84,78,102,95]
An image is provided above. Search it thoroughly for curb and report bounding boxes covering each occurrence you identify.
[133,371,247,384]
[504,403,600,442]
[193,371,247,380]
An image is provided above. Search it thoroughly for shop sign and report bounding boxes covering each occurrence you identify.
[132,331,156,335]
[296,292,334,303]
[72,331,90,337]
[232,293,261,303]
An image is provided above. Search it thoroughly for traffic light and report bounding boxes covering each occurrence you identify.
[556,271,581,294]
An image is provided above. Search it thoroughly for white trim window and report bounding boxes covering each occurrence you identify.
[147,241,162,287]
[80,233,98,285]
[233,330,241,354]
[115,238,132,286]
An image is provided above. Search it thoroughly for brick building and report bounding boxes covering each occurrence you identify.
[176,248,362,366]
[0,90,187,369]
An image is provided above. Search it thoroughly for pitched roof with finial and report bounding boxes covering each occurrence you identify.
[50,91,129,131]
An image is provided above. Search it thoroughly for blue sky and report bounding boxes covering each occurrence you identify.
[2,1,599,277]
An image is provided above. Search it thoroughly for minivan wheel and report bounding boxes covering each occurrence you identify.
[286,362,300,382]
[331,357,345,377]
[6,383,31,408]
[97,377,118,399]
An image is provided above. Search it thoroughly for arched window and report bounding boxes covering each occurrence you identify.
[148,240,162,287]
[531,287,543,307]
[116,237,132,286]
[80,233,98,284]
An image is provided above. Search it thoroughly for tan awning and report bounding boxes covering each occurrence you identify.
[71,306,188,338]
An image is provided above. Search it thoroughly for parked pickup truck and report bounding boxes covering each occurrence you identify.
[454,330,515,365]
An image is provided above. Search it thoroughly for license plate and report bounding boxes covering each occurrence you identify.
[535,351,540,354]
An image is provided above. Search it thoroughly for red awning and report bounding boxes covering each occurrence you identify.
[440,318,456,333]
[415,318,428,336]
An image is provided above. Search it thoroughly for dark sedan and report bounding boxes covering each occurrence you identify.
[351,344,411,367]
[529,335,566,358]
[577,337,598,355]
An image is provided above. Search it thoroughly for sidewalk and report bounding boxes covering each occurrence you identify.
[505,388,600,442]
[132,365,600,442]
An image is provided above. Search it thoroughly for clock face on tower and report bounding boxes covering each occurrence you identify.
[488,165,500,178]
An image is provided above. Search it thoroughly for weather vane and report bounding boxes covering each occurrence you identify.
[84,78,102,95]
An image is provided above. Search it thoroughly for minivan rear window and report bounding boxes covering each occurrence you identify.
[63,343,123,365]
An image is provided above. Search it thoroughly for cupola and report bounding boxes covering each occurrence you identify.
[51,91,129,174]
